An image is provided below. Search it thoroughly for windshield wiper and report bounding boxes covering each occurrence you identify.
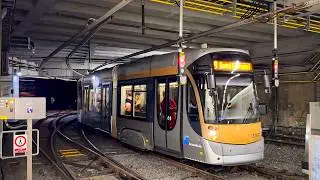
[221,74,240,116]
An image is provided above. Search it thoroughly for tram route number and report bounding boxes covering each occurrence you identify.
[13,134,27,154]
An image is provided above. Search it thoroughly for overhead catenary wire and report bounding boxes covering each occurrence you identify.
[66,17,113,77]
[39,0,133,70]
[91,0,320,72]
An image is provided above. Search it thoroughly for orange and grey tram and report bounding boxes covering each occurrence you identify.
[78,48,264,165]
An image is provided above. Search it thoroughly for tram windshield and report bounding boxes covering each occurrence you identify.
[199,74,259,124]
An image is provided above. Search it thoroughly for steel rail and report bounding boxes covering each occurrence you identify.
[49,113,79,180]
[79,121,306,180]
[81,127,225,180]
[27,112,76,180]
[56,121,147,180]
[91,0,320,72]
[33,139,72,180]
[57,130,147,180]
[150,152,226,180]
[242,165,306,180]
[39,0,133,70]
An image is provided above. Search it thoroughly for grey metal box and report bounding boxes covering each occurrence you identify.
[14,98,46,119]
[0,97,46,120]
[0,97,15,119]
[310,102,320,130]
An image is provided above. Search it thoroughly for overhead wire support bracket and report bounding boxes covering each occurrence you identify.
[38,0,133,70]
[306,14,311,31]
[66,17,113,77]
[91,0,320,72]
[141,0,145,35]
[232,0,237,16]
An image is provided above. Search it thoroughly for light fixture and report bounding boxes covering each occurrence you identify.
[91,75,100,88]
[207,126,218,140]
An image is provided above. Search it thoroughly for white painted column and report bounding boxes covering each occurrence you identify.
[27,119,32,180]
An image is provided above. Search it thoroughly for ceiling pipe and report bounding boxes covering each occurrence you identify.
[39,0,133,70]
[66,17,113,77]
[91,0,320,72]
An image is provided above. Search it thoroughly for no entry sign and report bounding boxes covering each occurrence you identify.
[13,134,27,154]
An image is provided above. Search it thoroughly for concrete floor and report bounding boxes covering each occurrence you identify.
[1,154,63,180]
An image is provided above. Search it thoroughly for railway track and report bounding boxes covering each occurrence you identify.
[81,125,308,180]
[263,128,305,147]
[35,114,306,180]
[35,113,147,180]
[153,154,306,180]
[264,134,305,147]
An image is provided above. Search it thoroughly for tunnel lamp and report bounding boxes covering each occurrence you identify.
[91,75,100,88]
[14,68,22,76]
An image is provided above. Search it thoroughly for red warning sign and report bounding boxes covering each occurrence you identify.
[13,134,27,154]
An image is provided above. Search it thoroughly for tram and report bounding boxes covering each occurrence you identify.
[78,48,264,165]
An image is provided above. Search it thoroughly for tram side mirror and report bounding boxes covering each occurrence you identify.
[206,74,216,89]
[263,72,271,94]
[258,104,267,116]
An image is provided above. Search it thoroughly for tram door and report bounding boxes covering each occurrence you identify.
[101,84,111,132]
[154,78,181,154]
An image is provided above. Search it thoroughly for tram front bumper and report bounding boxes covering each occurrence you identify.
[202,138,264,165]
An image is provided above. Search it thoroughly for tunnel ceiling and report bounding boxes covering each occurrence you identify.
[2,0,320,75]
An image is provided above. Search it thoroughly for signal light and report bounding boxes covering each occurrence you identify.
[178,51,186,75]
[272,57,279,87]
[178,51,186,68]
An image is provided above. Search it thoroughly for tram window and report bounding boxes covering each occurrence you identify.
[157,81,178,131]
[204,82,216,122]
[133,85,147,118]
[89,88,102,112]
[84,88,89,111]
[187,82,201,135]
[157,83,166,129]
[120,85,133,116]
[187,83,198,121]
[168,82,178,130]
[102,87,110,117]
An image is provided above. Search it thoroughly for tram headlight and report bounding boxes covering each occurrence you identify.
[207,126,218,140]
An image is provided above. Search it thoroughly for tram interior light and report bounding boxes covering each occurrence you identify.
[213,60,253,72]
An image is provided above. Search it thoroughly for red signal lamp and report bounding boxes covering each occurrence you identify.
[178,51,186,68]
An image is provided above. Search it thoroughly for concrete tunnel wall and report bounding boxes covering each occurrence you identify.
[256,73,316,128]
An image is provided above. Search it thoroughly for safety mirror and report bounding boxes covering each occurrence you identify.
[258,104,267,116]
[206,73,216,89]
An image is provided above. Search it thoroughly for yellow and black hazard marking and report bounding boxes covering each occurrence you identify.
[58,149,84,158]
